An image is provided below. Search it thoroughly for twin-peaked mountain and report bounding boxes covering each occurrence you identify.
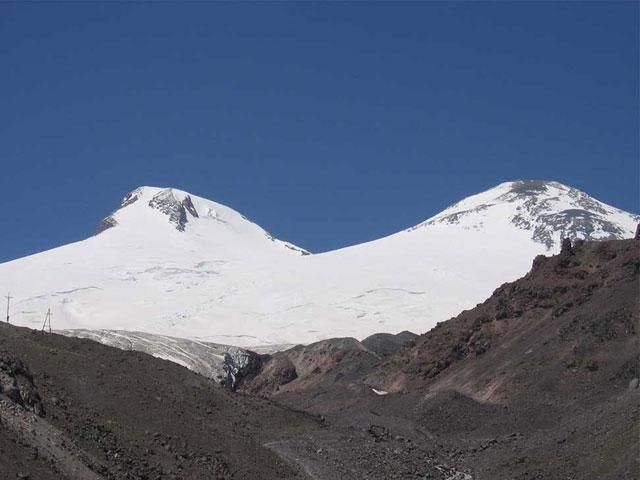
[1,180,637,347]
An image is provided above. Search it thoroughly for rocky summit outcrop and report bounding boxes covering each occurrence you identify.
[417,180,640,249]
[96,187,202,234]
[148,189,199,231]
[95,190,141,234]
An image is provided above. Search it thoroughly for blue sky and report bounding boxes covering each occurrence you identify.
[1,2,638,262]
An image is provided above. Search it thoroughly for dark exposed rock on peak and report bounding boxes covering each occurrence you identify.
[96,187,203,234]
[120,191,140,209]
[502,181,631,248]
[95,215,118,235]
[148,189,199,232]
[95,189,141,234]
[508,179,553,196]
[414,180,639,250]
[182,194,199,219]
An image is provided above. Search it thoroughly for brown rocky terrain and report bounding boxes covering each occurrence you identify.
[241,238,640,479]
[0,323,320,479]
[0,322,465,479]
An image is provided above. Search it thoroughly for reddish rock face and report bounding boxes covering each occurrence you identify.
[371,238,639,396]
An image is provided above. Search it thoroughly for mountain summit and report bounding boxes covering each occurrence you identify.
[0,181,637,346]
[415,180,635,249]
[95,186,309,255]
[97,187,200,234]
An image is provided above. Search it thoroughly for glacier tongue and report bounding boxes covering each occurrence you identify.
[57,329,270,384]
[0,180,637,347]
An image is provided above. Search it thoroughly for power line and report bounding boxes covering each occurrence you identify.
[42,308,52,334]
[5,293,12,323]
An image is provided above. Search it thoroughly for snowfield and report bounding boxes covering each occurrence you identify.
[1,180,637,347]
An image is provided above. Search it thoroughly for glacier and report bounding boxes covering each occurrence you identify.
[0,180,637,348]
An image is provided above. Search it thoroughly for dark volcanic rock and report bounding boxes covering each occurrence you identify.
[241,337,381,398]
[97,188,202,235]
[0,325,319,479]
[361,331,417,358]
[95,215,118,234]
[95,190,140,234]
[148,189,199,231]
[560,237,573,256]
[0,352,44,416]
[240,354,298,395]
[221,348,263,391]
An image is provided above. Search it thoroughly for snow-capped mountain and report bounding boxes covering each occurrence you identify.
[96,186,309,255]
[0,180,637,348]
[412,179,634,247]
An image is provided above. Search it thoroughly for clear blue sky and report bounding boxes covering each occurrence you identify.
[1,1,638,262]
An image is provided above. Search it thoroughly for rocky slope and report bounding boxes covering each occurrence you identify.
[0,323,476,480]
[0,323,320,479]
[240,238,640,479]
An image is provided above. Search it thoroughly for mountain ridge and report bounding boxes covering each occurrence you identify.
[409,179,637,248]
[94,185,310,256]
[1,180,637,347]
[92,180,639,254]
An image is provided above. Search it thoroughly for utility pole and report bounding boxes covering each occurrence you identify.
[42,308,52,334]
[5,293,12,323]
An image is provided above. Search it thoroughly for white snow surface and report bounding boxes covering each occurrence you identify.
[1,181,637,347]
[371,388,389,396]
